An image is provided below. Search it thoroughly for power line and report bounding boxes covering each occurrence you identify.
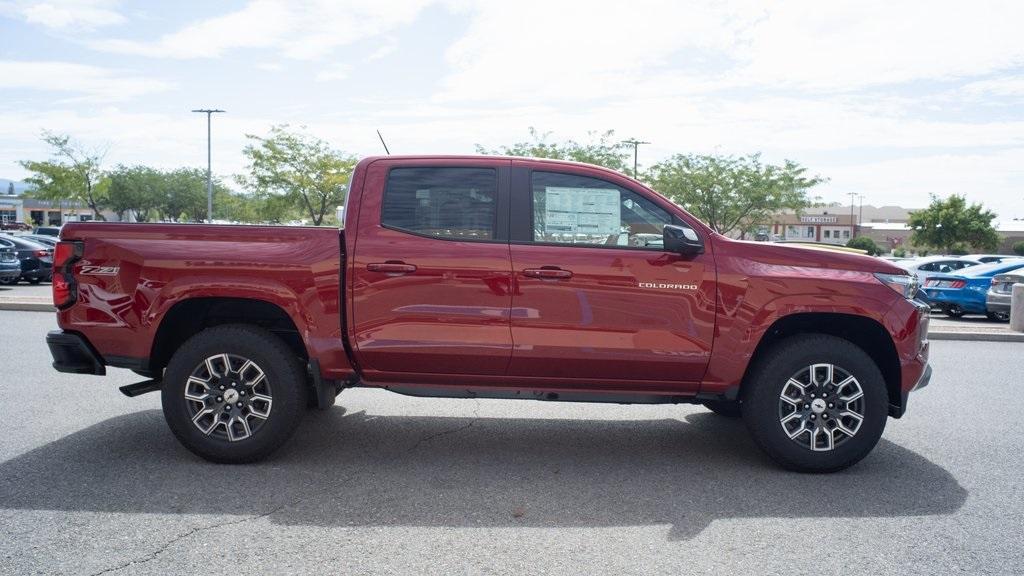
[622,139,650,179]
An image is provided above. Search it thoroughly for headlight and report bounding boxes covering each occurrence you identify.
[874,272,920,299]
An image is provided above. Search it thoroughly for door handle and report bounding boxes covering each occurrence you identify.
[523,267,573,280]
[367,261,417,275]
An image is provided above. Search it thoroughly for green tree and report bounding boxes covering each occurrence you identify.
[107,165,165,222]
[1013,241,1024,256]
[646,153,825,236]
[5,182,12,195]
[846,236,881,256]
[908,195,999,253]
[238,125,356,226]
[476,128,631,173]
[19,132,108,220]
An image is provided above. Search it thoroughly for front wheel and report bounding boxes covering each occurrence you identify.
[742,335,888,473]
[944,305,965,318]
[986,311,1010,322]
[161,324,307,463]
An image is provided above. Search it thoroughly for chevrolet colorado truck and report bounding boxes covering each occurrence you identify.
[46,156,931,472]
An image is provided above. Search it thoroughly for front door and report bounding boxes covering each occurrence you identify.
[351,160,513,377]
[507,166,716,389]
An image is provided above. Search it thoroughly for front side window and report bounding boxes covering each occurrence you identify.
[530,171,678,249]
[381,167,497,240]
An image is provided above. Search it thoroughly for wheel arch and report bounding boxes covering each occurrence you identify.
[736,312,902,415]
[147,297,308,376]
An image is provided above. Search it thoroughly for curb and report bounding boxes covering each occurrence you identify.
[2,300,1023,342]
[928,331,1024,343]
[0,301,55,312]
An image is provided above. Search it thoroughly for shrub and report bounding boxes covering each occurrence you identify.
[1013,241,1024,256]
[846,236,881,256]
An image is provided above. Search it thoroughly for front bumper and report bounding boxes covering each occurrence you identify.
[46,330,106,375]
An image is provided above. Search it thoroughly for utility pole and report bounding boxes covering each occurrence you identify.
[858,194,865,232]
[847,192,858,239]
[191,109,225,223]
[622,139,650,179]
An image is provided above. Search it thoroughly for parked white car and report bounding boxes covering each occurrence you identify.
[897,256,982,284]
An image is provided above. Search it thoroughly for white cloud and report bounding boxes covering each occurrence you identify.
[0,60,174,102]
[90,0,429,60]
[315,63,352,83]
[1,0,125,30]
[437,0,1024,103]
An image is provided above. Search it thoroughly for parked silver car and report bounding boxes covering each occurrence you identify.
[986,269,1024,321]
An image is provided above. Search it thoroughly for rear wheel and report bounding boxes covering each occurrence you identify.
[944,304,965,318]
[161,324,307,463]
[27,277,42,285]
[0,276,16,285]
[986,311,1010,322]
[742,335,888,473]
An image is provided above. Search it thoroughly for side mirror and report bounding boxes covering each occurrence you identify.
[663,224,704,255]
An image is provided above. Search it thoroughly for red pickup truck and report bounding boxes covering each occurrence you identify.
[46,156,930,472]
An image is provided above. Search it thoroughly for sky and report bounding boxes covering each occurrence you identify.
[1,0,1023,219]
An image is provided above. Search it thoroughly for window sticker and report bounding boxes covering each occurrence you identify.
[543,187,620,237]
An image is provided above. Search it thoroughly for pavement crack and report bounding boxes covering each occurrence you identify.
[87,502,291,576]
[406,398,481,453]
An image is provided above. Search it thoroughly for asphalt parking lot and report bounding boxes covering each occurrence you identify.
[0,309,1022,575]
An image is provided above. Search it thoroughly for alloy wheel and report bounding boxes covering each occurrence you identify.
[778,363,865,452]
[184,353,273,442]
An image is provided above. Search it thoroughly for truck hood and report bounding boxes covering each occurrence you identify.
[720,236,907,275]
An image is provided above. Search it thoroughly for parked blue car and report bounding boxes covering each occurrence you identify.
[922,259,1024,320]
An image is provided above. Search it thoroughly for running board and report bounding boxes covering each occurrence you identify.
[119,379,162,398]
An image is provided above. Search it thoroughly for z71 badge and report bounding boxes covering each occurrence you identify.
[80,265,119,276]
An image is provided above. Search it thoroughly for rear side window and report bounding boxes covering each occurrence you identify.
[382,167,497,240]
[530,171,678,249]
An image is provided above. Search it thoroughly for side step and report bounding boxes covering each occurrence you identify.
[119,379,162,398]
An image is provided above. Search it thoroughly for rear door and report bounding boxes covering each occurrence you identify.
[506,163,716,389]
[351,159,514,378]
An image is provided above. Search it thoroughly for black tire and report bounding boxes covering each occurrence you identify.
[0,276,16,285]
[944,305,965,318]
[27,277,42,285]
[701,399,742,418]
[986,311,1009,322]
[161,324,307,463]
[742,335,888,473]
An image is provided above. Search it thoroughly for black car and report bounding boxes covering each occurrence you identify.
[0,235,53,284]
[0,246,20,284]
[22,234,58,247]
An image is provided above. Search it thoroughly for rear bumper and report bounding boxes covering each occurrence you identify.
[986,292,1011,313]
[46,330,106,375]
[0,267,20,280]
[20,263,53,279]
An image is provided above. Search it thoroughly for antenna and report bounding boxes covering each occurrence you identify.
[376,130,391,155]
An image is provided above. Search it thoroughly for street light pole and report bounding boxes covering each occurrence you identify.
[622,139,650,179]
[847,192,858,239]
[191,109,225,223]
